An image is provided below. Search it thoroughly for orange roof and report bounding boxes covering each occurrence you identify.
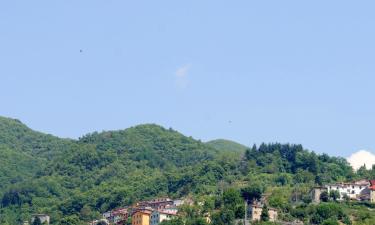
[369,180,375,190]
[132,209,152,216]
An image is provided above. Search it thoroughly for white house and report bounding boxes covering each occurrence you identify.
[88,219,110,225]
[162,205,178,214]
[31,214,50,225]
[150,210,177,225]
[326,180,369,200]
[173,199,184,207]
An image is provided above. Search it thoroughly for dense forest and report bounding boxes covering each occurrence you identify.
[0,116,375,225]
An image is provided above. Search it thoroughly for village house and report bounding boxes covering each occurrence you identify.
[137,198,174,211]
[132,208,152,225]
[311,186,328,203]
[326,179,369,200]
[102,208,129,224]
[96,197,183,225]
[150,210,177,225]
[88,219,110,225]
[161,205,178,214]
[31,214,50,225]
[250,204,278,222]
[174,198,194,207]
[370,180,375,202]
[311,180,375,203]
[172,199,184,207]
[103,211,112,219]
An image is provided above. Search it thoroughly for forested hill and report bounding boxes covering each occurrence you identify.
[0,116,74,159]
[77,124,218,167]
[0,116,72,192]
[0,116,364,224]
[206,139,248,153]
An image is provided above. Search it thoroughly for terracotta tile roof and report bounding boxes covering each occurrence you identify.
[369,180,375,190]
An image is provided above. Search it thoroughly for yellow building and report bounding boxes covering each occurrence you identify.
[132,210,152,225]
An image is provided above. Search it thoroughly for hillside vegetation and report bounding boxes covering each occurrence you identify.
[0,116,374,224]
[206,139,248,153]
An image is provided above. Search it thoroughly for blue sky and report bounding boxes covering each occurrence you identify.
[1,1,375,157]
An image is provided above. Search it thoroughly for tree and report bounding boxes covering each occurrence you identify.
[202,198,214,213]
[329,190,340,202]
[241,184,262,204]
[160,218,184,225]
[188,218,208,225]
[80,205,94,221]
[235,204,245,219]
[315,203,344,222]
[322,218,339,225]
[59,215,82,225]
[212,209,235,225]
[320,191,329,202]
[223,188,242,209]
[343,194,350,202]
[260,204,269,222]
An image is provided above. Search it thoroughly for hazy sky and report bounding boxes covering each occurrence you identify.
[1,1,375,157]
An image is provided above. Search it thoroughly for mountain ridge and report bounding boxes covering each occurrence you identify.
[0,116,364,224]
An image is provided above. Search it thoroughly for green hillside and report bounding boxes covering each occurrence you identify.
[0,116,74,159]
[0,117,374,224]
[206,139,248,153]
[0,145,42,192]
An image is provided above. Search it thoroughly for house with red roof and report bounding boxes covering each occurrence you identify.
[369,180,375,203]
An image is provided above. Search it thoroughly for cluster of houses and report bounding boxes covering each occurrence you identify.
[89,198,186,225]
[30,179,375,225]
[311,179,375,203]
[89,197,278,225]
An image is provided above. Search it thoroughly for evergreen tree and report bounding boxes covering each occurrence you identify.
[260,204,269,222]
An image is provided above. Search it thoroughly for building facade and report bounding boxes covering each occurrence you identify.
[102,208,129,224]
[150,210,177,225]
[370,180,375,203]
[137,198,174,211]
[88,219,110,225]
[326,180,369,200]
[250,205,278,222]
[311,187,328,203]
[31,214,50,225]
[132,210,152,225]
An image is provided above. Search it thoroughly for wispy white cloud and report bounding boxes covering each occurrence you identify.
[175,64,192,89]
[347,149,375,170]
